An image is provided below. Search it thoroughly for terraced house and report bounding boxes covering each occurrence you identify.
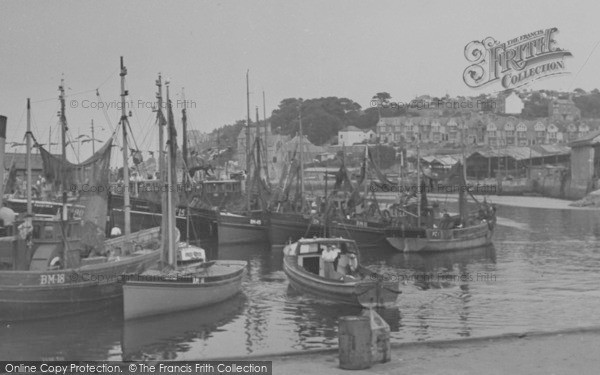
[377,115,597,147]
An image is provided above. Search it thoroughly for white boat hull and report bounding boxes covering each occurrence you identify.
[123,261,246,320]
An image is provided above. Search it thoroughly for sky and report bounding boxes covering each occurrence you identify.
[1,0,600,163]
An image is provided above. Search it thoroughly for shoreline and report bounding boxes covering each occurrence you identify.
[204,326,600,374]
[373,192,596,210]
[203,324,600,361]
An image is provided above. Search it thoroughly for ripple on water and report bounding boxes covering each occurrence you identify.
[6,204,600,359]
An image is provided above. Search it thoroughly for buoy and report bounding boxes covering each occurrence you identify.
[338,316,372,370]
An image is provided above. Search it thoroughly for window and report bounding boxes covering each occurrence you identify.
[43,225,54,240]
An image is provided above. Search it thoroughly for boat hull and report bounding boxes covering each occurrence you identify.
[0,228,161,321]
[269,212,324,245]
[283,255,399,308]
[327,220,387,246]
[217,212,268,245]
[123,261,246,320]
[386,222,494,252]
[4,199,85,219]
[109,195,217,241]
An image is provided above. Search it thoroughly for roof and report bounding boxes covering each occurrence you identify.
[340,126,363,132]
[468,145,570,160]
[569,130,600,148]
[283,135,327,153]
[421,155,459,166]
[3,152,57,170]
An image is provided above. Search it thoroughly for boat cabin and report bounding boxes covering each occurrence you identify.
[177,244,206,265]
[286,238,361,281]
[0,217,84,271]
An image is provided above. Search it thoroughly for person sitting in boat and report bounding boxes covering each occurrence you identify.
[336,250,359,280]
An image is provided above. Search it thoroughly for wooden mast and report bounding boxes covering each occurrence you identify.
[298,100,305,212]
[245,70,251,212]
[155,74,169,264]
[363,145,369,202]
[166,82,176,266]
[416,142,421,228]
[156,74,165,182]
[255,107,262,210]
[119,56,131,237]
[58,79,71,268]
[181,88,190,244]
[91,119,96,154]
[26,99,32,216]
[58,80,68,223]
[460,129,467,225]
[181,88,188,185]
[0,115,6,205]
[262,91,269,183]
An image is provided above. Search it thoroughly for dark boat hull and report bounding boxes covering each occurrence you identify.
[385,221,494,252]
[4,198,85,219]
[217,211,269,245]
[109,195,217,241]
[327,219,387,247]
[0,228,161,321]
[268,212,324,245]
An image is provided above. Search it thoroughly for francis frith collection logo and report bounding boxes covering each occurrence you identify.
[463,28,572,90]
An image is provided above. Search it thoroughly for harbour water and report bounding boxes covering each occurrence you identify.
[2,198,600,361]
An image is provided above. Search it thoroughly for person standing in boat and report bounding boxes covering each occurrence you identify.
[322,244,340,279]
[336,244,359,279]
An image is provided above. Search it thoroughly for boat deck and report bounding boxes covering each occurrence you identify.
[136,260,247,283]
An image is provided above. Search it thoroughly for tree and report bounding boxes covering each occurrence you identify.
[573,93,600,118]
[521,92,548,119]
[270,97,366,145]
[372,92,391,104]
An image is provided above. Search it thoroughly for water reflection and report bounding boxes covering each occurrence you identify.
[386,244,497,273]
[0,305,122,361]
[122,294,247,360]
[9,203,600,360]
[283,289,362,350]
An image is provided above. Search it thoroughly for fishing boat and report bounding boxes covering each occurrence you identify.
[269,210,323,245]
[107,176,218,242]
[282,237,401,308]
[268,101,326,245]
[4,199,85,220]
[122,246,246,320]
[385,156,496,252]
[0,59,161,321]
[122,80,247,320]
[217,71,270,245]
[320,147,391,246]
[107,74,218,242]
